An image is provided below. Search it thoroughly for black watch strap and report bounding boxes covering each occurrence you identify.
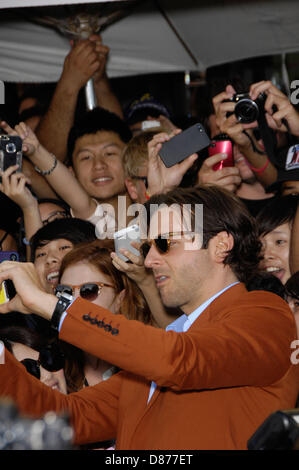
[51,293,73,332]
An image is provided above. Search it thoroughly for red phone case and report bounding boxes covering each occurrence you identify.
[208,140,234,171]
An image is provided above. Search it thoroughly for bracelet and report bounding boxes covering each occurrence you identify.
[248,158,270,174]
[34,153,57,176]
[50,293,73,332]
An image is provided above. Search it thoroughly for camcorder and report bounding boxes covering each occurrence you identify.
[224,92,267,124]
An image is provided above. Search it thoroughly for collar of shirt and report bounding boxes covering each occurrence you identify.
[166,281,240,333]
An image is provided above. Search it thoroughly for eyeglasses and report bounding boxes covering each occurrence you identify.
[140,231,195,259]
[131,176,148,189]
[42,211,70,226]
[55,281,115,302]
[21,343,65,380]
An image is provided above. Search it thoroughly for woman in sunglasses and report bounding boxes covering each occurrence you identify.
[0,323,67,394]
[55,238,151,388]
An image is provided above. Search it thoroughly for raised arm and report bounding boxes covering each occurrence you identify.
[1,121,96,221]
[0,165,42,248]
[35,34,122,162]
[0,261,294,391]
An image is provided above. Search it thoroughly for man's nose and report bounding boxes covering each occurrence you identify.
[144,244,163,269]
[94,154,107,169]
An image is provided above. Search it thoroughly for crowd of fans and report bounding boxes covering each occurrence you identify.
[0,33,298,450]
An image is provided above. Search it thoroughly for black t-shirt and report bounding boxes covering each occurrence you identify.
[239,197,276,218]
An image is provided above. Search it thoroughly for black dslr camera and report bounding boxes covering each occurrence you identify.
[225,92,267,124]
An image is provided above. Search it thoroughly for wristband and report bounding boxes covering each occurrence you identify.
[50,292,73,332]
[248,158,270,174]
[34,153,57,176]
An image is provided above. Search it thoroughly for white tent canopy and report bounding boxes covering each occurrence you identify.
[0,0,299,83]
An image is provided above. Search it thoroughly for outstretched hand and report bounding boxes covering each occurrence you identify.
[147,131,198,196]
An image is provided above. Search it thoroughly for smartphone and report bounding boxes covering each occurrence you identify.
[113,224,141,262]
[159,123,210,168]
[0,280,16,305]
[0,135,23,182]
[208,139,234,171]
[0,251,19,263]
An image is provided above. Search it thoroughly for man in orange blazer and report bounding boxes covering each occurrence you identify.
[0,186,298,450]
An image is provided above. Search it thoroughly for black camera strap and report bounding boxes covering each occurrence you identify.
[256,111,278,166]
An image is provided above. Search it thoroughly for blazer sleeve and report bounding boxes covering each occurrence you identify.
[59,291,297,391]
[0,348,121,446]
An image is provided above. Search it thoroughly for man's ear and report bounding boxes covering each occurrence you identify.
[210,231,234,262]
[125,178,138,202]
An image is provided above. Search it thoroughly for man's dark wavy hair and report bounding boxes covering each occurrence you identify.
[66,107,132,166]
[144,186,262,283]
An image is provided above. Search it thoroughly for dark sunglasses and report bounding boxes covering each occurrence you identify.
[55,281,115,302]
[140,231,194,259]
[21,343,65,380]
[132,176,148,189]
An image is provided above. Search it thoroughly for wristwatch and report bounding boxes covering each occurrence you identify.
[50,292,74,332]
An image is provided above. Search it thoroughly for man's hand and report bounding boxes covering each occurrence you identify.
[147,131,198,196]
[197,153,241,193]
[250,80,299,136]
[89,34,110,84]
[61,36,103,91]
[0,261,56,319]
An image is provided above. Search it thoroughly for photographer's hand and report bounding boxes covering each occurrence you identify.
[111,241,150,286]
[213,86,256,148]
[197,153,241,193]
[250,80,299,136]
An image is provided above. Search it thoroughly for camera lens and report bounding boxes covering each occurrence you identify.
[6,143,16,153]
[235,98,259,124]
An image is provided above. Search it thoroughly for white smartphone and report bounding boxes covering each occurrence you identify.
[113,224,141,262]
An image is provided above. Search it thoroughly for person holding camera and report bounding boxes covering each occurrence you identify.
[0,185,297,450]
[212,84,278,190]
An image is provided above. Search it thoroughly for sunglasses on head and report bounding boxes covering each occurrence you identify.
[55,281,115,302]
[140,231,195,259]
[21,343,65,380]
